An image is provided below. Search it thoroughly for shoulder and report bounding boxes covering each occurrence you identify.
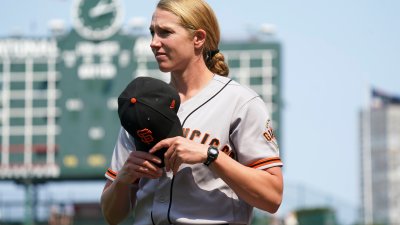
[116,127,135,151]
[213,75,262,106]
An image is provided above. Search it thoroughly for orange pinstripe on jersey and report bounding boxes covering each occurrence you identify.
[106,168,117,180]
[247,157,282,169]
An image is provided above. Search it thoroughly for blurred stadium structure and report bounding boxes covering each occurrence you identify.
[0,180,361,225]
[0,180,360,225]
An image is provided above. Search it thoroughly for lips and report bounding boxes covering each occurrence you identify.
[155,52,167,60]
[155,52,166,56]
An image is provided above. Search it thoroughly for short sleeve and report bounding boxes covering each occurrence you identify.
[105,127,136,181]
[230,97,283,170]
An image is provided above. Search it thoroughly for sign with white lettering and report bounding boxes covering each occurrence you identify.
[54,0,136,179]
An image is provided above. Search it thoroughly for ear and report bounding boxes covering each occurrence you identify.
[193,29,206,49]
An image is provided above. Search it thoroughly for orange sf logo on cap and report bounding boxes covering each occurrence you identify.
[137,128,154,144]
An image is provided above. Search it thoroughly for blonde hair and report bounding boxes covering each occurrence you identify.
[157,0,229,76]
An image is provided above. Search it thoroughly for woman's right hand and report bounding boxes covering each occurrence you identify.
[115,151,164,185]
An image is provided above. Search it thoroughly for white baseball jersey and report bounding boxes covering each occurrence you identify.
[105,75,283,225]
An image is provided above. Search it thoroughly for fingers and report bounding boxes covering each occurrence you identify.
[130,151,163,175]
[133,165,162,179]
[149,137,205,175]
[163,144,182,175]
[132,150,162,165]
[149,137,174,154]
[163,143,175,172]
[170,150,182,175]
[117,151,163,183]
[149,137,178,173]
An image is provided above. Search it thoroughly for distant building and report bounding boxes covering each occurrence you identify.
[360,88,400,225]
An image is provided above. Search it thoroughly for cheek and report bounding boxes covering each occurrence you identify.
[164,37,194,60]
[178,41,194,54]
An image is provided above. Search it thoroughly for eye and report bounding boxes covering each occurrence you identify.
[158,29,171,37]
[149,29,155,37]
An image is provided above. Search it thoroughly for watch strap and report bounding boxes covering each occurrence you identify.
[204,146,219,166]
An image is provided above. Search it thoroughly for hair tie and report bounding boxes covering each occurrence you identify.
[206,49,220,62]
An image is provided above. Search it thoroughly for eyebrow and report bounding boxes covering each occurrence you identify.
[149,23,176,33]
[150,23,172,29]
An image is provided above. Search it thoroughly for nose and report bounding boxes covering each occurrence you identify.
[150,35,161,50]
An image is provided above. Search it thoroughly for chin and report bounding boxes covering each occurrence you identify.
[157,64,172,73]
[158,67,171,73]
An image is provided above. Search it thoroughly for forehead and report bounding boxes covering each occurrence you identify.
[150,8,181,28]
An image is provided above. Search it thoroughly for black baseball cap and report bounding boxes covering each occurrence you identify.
[118,77,183,167]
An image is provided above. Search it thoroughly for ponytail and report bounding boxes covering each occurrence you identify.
[205,50,229,76]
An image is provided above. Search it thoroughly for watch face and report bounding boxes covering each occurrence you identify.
[210,148,218,155]
[72,0,123,40]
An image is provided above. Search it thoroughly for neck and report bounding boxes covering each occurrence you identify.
[170,64,214,102]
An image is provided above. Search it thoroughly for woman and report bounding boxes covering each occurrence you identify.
[101,0,283,224]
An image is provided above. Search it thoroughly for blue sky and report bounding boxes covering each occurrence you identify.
[1,0,400,222]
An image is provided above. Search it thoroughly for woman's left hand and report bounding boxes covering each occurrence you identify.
[149,136,208,174]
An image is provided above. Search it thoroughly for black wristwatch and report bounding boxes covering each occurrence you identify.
[204,146,219,166]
